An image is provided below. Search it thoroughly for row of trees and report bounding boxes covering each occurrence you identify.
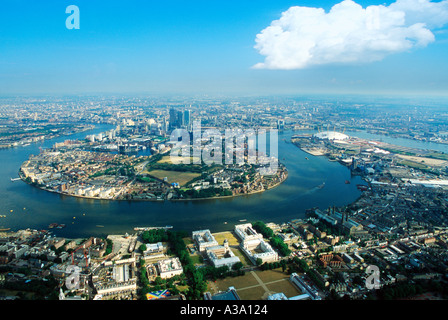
[0,276,60,300]
[291,256,310,273]
[149,162,204,173]
[104,238,113,256]
[270,236,291,256]
[259,260,288,272]
[306,269,326,290]
[198,263,245,281]
[89,164,135,179]
[252,221,291,257]
[259,256,310,275]
[372,279,448,300]
[179,186,232,199]
[165,230,208,300]
[141,229,169,244]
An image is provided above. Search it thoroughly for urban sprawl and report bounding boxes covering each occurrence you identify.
[1,95,448,301]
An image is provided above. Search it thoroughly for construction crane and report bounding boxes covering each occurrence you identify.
[71,246,90,268]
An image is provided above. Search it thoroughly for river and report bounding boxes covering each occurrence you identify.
[2,124,432,239]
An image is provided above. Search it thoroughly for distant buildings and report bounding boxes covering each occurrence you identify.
[183,109,191,129]
[319,253,343,268]
[277,119,285,130]
[313,131,349,141]
[314,208,365,236]
[169,107,191,130]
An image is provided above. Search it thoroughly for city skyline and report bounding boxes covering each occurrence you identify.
[1,0,448,96]
[2,0,448,304]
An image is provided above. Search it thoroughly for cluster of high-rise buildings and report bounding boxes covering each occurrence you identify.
[169,107,191,131]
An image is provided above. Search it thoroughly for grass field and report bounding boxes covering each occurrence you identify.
[397,154,448,167]
[211,231,253,265]
[398,160,428,170]
[212,231,240,246]
[211,269,302,300]
[265,278,301,298]
[238,286,267,300]
[158,155,201,164]
[214,272,259,290]
[146,169,201,186]
[238,251,253,265]
[256,269,289,283]
[183,237,194,245]
[190,254,203,265]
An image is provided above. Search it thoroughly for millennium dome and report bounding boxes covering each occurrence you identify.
[313,131,349,140]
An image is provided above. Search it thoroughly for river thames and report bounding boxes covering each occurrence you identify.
[2,123,434,239]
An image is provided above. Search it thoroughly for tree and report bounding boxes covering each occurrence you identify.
[232,262,243,271]
[139,268,149,287]
[139,244,147,252]
[104,239,113,255]
[142,229,169,243]
[154,276,165,286]
[281,262,287,273]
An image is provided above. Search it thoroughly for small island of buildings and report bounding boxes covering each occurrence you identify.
[19,128,287,202]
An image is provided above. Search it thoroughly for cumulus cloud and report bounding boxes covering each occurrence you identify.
[253,0,448,69]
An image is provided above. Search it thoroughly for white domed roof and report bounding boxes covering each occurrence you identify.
[314,131,349,140]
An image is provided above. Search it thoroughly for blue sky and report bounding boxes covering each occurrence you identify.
[1,0,448,96]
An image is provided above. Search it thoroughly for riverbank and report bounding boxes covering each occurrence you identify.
[2,129,365,239]
[172,169,289,202]
[19,168,289,203]
[0,124,95,150]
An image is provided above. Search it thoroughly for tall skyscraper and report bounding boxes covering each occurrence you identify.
[177,110,184,127]
[169,108,179,130]
[277,119,285,130]
[170,107,191,130]
[183,109,191,128]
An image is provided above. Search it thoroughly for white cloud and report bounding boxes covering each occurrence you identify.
[253,0,448,70]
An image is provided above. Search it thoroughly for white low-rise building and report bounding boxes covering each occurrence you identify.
[143,242,165,259]
[192,230,218,252]
[205,239,241,269]
[95,280,137,296]
[234,223,263,245]
[157,257,183,279]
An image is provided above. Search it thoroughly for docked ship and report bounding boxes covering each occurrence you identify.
[48,223,66,229]
[134,226,173,231]
[357,184,369,191]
